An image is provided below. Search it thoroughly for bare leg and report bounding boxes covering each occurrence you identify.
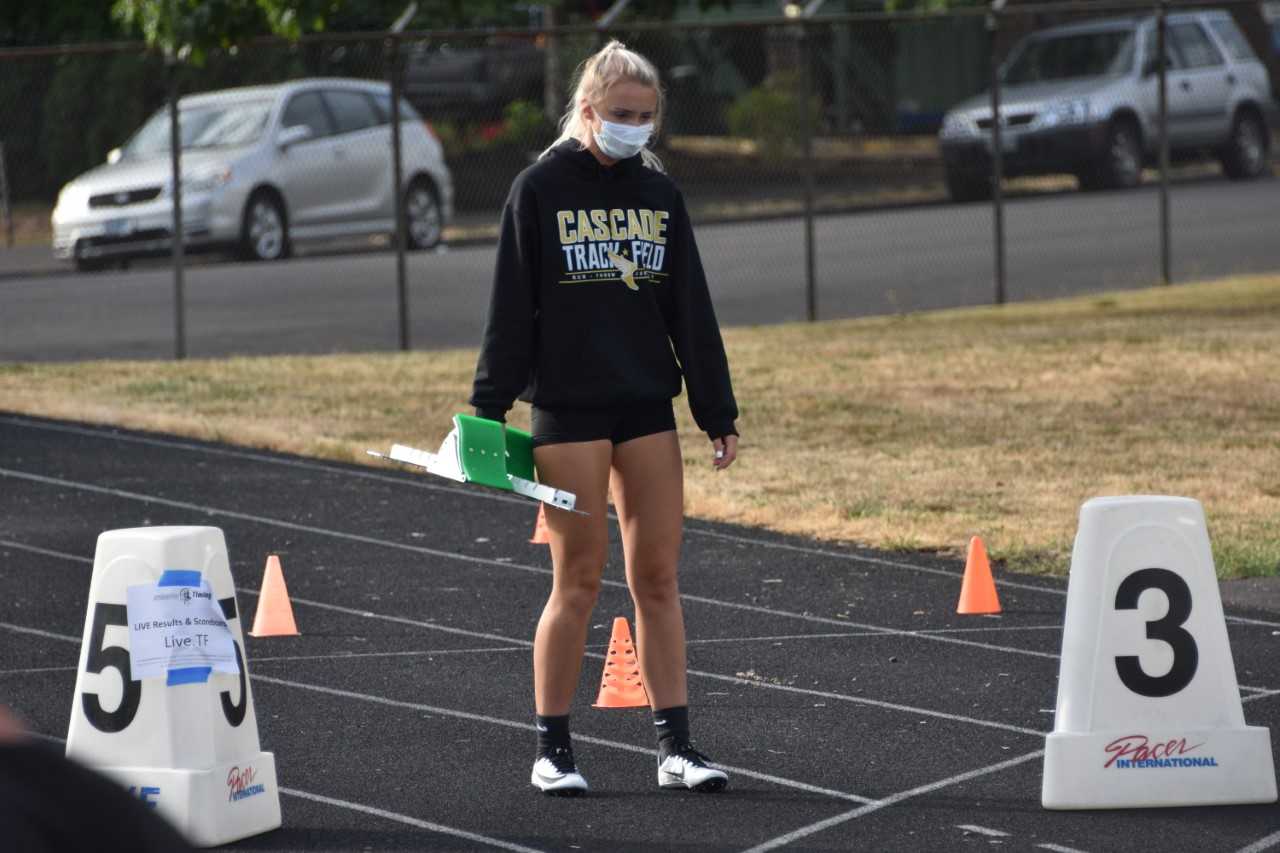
[531,440,613,715]
[609,430,687,709]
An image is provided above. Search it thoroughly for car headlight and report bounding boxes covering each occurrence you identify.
[1036,99,1091,129]
[174,166,233,195]
[940,112,978,139]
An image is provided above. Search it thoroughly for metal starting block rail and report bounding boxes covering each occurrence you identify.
[367,414,577,512]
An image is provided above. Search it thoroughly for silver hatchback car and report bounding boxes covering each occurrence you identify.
[939,9,1275,201]
[52,77,454,270]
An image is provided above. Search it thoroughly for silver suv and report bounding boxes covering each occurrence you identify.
[52,78,453,270]
[939,10,1275,201]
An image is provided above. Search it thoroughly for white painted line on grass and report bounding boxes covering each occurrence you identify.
[738,749,1044,853]
[0,473,1061,662]
[1236,829,1280,853]
[957,824,1010,837]
[279,787,548,853]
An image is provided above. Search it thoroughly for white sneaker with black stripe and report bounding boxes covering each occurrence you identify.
[657,743,728,793]
[531,747,588,796]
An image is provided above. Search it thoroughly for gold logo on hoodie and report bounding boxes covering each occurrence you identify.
[556,208,669,288]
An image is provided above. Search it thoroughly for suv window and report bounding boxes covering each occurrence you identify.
[323,90,380,134]
[1003,29,1136,84]
[281,91,333,138]
[1207,17,1257,62]
[1169,22,1225,68]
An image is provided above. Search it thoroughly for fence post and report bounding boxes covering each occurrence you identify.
[799,21,817,323]
[167,55,186,360]
[0,141,12,249]
[387,32,411,351]
[987,1,1007,306]
[1157,0,1171,285]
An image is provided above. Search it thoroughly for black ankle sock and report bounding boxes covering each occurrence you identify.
[654,706,690,758]
[536,714,572,756]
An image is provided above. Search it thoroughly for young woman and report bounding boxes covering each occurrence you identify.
[471,40,739,797]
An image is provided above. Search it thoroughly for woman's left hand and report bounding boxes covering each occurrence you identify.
[712,434,738,471]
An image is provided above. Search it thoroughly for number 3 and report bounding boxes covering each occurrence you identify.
[1114,567,1199,698]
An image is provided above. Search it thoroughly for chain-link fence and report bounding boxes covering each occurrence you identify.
[0,0,1277,359]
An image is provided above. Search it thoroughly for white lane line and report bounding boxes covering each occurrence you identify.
[0,665,77,675]
[957,824,1010,837]
[6,414,1277,635]
[279,787,548,853]
[1236,829,1280,853]
[20,728,548,853]
[239,589,1046,737]
[0,415,1066,595]
[738,749,1044,853]
[250,673,875,805]
[252,646,527,663]
[1037,845,1089,853]
[0,474,1061,662]
[686,625,1063,645]
[0,538,93,563]
[0,620,84,644]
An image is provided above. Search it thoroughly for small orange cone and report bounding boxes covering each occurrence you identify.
[592,617,649,709]
[249,555,300,637]
[957,536,1001,615]
[529,504,551,545]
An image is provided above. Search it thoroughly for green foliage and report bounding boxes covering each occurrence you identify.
[725,72,820,158]
[432,98,554,158]
[110,0,329,64]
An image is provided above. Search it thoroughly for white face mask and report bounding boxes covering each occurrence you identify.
[594,118,653,160]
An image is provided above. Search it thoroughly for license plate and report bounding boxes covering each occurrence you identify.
[103,218,134,237]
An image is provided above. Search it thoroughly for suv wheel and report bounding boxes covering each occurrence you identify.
[944,168,992,203]
[1096,119,1142,190]
[240,192,290,261]
[404,179,443,250]
[1220,112,1267,180]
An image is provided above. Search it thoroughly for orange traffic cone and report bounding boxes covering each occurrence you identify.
[530,504,551,545]
[249,555,300,637]
[957,536,1001,615]
[592,617,649,709]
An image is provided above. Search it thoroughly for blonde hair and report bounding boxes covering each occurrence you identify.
[543,39,665,171]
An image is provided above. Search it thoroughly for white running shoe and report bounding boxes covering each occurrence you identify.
[531,747,588,797]
[657,743,728,793]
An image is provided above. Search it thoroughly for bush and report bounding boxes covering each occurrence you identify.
[724,72,821,158]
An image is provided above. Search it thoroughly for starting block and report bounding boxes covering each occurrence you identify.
[1042,496,1277,809]
[65,527,281,846]
[368,413,577,511]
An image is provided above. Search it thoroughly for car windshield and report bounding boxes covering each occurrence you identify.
[121,100,272,159]
[1003,29,1136,84]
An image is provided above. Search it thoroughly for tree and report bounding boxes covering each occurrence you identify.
[110,0,331,63]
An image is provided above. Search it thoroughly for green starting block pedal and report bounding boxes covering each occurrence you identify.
[367,414,576,512]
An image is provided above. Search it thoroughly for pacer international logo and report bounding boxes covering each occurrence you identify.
[228,765,267,802]
[1103,735,1219,769]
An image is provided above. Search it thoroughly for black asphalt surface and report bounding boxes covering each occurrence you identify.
[2,174,1278,361]
[2,411,1280,852]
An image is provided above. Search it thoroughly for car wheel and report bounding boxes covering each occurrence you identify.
[240,192,290,261]
[944,168,991,203]
[1097,119,1142,190]
[1220,112,1267,180]
[404,179,443,250]
[73,256,109,273]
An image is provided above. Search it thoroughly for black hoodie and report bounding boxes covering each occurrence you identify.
[470,140,738,439]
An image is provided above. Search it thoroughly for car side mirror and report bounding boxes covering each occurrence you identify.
[277,125,312,149]
[106,148,122,164]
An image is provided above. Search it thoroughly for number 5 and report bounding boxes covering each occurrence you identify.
[81,603,143,733]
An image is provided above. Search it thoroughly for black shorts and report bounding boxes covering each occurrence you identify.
[531,402,677,448]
